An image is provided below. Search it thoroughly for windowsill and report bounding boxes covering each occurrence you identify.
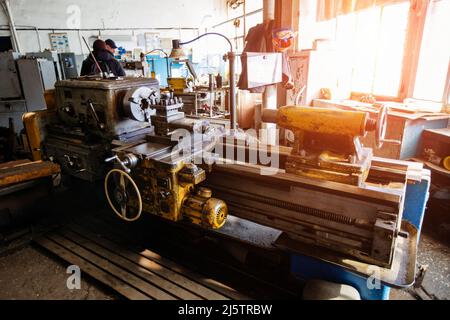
[404,98,445,113]
[346,92,445,113]
[312,99,450,120]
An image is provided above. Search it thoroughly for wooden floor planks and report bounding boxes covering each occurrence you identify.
[34,221,247,300]
[36,237,150,300]
[73,215,251,300]
[66,224,233,300]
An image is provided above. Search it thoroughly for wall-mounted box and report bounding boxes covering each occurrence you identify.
[240,52,282,89]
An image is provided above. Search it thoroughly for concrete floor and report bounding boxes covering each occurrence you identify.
[0,232,449,300]
[390,233,450,300]
[0,246,115,300]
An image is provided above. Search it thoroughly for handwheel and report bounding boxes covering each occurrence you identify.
[104,169,143,222]
[375,105,388,149]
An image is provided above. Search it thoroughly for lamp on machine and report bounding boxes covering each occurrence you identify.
[170,33,237,131]
[145,48,171,78]
[168,41,198,82]
[169,39,187,60]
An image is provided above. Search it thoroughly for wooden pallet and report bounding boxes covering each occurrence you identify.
[34,222,249,300]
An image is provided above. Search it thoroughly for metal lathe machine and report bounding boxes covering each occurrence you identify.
[23,75,430,300]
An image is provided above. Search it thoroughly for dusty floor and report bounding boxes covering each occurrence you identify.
[390,233,450,300]
[0,232,448,300]
[0,246,116,300]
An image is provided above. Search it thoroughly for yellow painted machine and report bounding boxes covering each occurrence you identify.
[167,77,194,93]
[204,104,408,269]
[102,91,227,228]
[262,105,389,186]
[23,76,419,276]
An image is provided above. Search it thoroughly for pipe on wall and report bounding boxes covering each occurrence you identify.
[263,0,276,21]
[0,0,21,52]
[4,25,42,51]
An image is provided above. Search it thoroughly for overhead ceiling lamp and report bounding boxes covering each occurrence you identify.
[170,33,237,131]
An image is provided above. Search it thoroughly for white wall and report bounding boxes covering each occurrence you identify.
[0,0,228,55]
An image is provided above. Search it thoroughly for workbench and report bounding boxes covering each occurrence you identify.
[0,160,60,229]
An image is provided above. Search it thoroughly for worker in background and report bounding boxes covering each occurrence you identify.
[105,39,118,56]
[80,39,125,77]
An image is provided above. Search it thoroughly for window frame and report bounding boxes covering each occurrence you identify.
[333,0,448,110]
[343,0,423,102]
[397,0,429,102]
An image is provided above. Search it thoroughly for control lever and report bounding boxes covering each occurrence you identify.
[64,155,75,168]
[105,155,132,174]
[87,100,105,130]
[64,155,86,173]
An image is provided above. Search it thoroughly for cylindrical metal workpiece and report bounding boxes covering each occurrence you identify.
[275,106,370,136]
[261,108,278,124]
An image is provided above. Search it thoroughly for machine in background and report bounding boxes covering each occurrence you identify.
[122,60,145,77]
[0,52,57,135]
[26,50,79,81]
[58,52,79,79]
[42,78,159,181]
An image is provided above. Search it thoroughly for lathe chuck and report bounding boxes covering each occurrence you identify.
[123,86,157,122]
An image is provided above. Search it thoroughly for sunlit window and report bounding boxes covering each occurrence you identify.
[335,2,410,97]
[414,0,450,103]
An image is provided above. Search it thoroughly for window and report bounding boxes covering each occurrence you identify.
[334,1,410,98]
[413,0,450,103]
[0,36,13,52]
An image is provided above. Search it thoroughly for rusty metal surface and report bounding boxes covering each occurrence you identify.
[277,106,368,137]
[55,77,158,90]
[211,163,403,205]
[125,142,173,158]
[0,160,60,188]
[54,78,159,141]
[204,162,408,268]
[274,221,418,288]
